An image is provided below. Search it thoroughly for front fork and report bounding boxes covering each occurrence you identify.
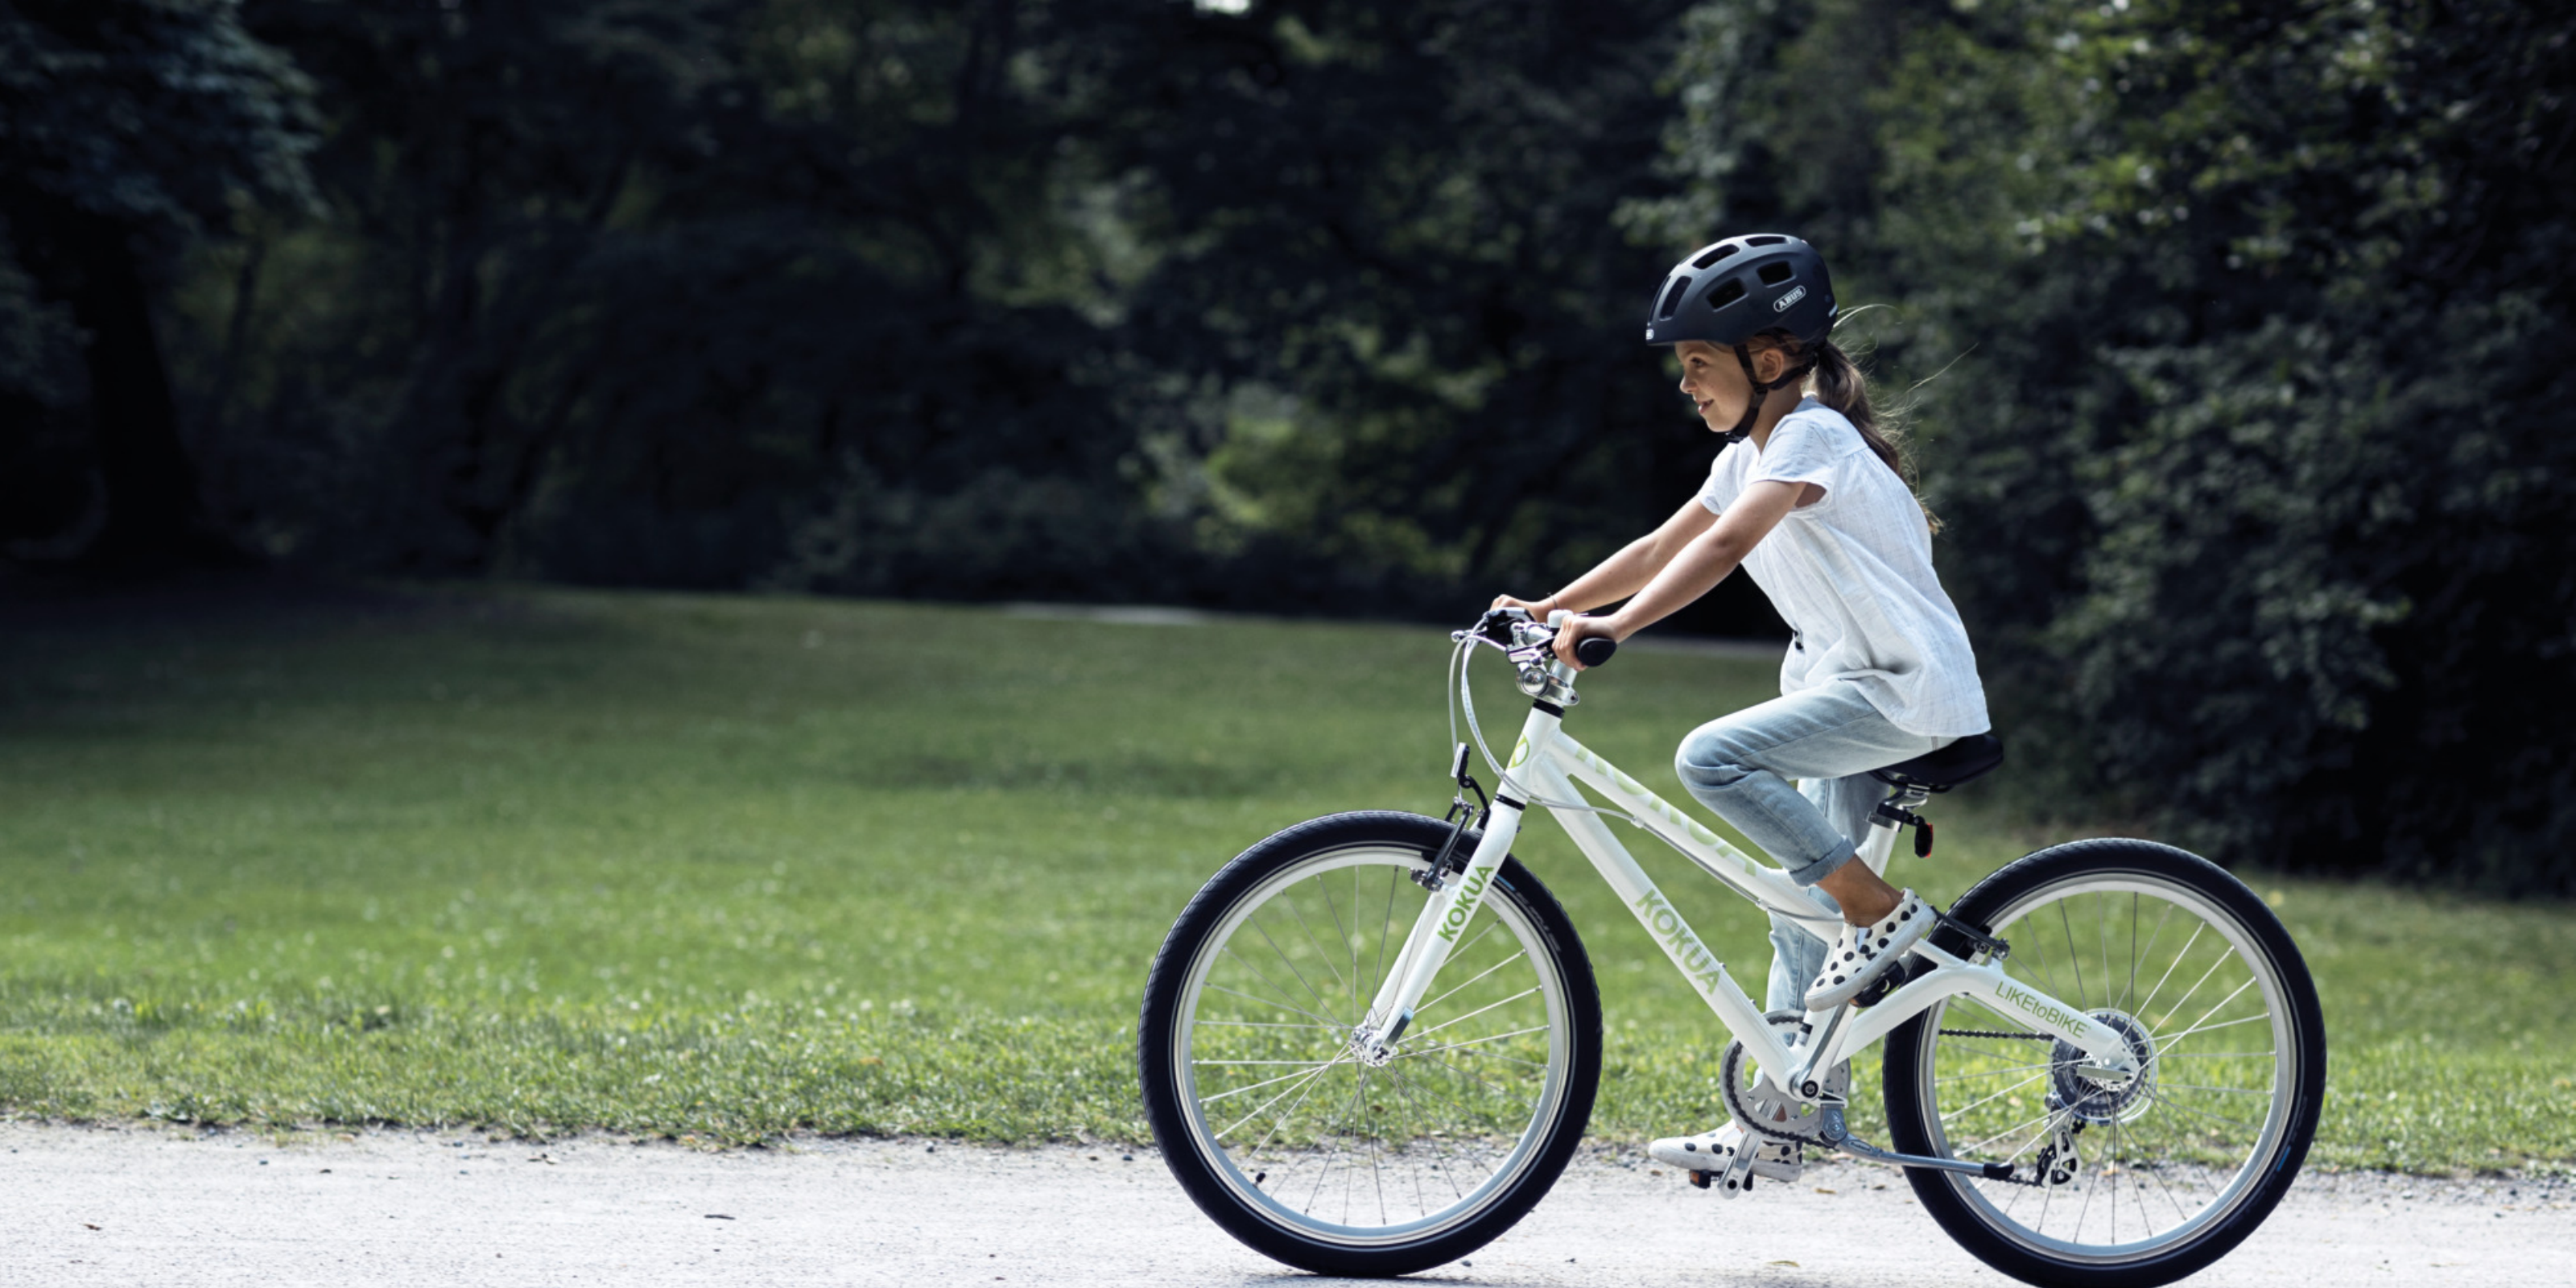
[1348,697,1559,1063]
[1350,795,1529,1063]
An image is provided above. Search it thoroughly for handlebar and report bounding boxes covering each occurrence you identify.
[1460,607,1617,669]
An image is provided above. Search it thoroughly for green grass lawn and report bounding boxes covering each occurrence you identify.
[2,582,2567,1172]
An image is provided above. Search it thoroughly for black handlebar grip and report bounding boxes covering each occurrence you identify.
[1573,635,1618,667]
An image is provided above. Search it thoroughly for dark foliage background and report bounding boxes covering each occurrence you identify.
[4,0,2571,893]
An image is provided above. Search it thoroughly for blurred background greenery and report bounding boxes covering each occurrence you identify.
[3,587,2566,1167]
[11,0,2569,891]
[3,0,2574,1157]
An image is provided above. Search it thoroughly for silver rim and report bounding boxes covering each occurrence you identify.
[1172,844,1575,1245]
[1909,872,2301,1262]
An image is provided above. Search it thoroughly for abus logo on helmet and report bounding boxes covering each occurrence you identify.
[1773,284,1808,313]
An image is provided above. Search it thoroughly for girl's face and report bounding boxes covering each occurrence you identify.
[1673,339,1785,432]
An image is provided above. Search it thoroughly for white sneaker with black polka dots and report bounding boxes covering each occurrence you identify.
[1802,890,1934,1010]
[1647,1121,1802,1182]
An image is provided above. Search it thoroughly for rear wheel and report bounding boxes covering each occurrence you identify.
[1138,811,1600,1277]
[1883,839,2325,1288]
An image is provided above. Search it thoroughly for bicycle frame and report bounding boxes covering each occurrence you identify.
[1358,695,2139,1112]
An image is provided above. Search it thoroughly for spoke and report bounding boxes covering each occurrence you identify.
[2037,1153,2059,1237]
[2132,922,2207,1020]
[1368,1074,1388,1228]
[1200,1055,1348,1109]
[1283,892,1355,1003]
[2060,898,2087,1010]
[1934,1059,2062,1083]
[2139,1156,2198,1225]
[2156,1049,2276,1060]
[2157,1009,2273,1046]
[1373,1062,1509,1208]
[1397,1023,1552,1066]
[1436,915,1506,975]
[1195,1018,1345,1032]
[1938,1067,2052,1125]
[2101,894,2114,1030]
[1197,1059,1354,1067]
[1418,944,1527,1018]
[2111,1106,2125,1245]
[2142,1086,2260,1133]
[1216,944,1340,1023]
[1377,1054,1511,1121]
[1951,1103,2063,1157]
[1242,1049,1349,1157]
[2120,897,2174,1013]
[1252,919,1333,1013]
[1307,1064,1377,1212]
[1411,1039,1529,1106]
[1380,1060,1456,1212]
[1319,875,1355,1005]
[1992,1119,2058,1166]
[2021,911,2073,1019]
[1405,985,1542,1042]
[1212,1056,1346,1141]
[2157,1082,2273,1096]
[2170,973,2261,1049]
[1205,979,1344,1033]
[2073,1129,2099,1242]
[2151,943,2240,1035]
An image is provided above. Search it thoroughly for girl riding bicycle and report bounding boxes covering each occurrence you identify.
[1494,234,1989,1181]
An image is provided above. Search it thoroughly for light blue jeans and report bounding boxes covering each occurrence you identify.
[1674,682,1949,1013]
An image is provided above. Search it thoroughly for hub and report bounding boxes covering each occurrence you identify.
[2050,1009,2157,1125]
[1349,1010,1412,1067]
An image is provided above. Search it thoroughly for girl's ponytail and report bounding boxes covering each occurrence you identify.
[1799,335,1941,535]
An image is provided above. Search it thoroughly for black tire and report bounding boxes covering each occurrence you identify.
[1138,811,1601,1277]
[1883,839,2326,1288]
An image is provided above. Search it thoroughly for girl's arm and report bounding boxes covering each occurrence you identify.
[1553,479,1803,667]
[1492,493,1721,620]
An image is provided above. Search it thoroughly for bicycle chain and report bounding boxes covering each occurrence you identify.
[1938,1029,2056,1041]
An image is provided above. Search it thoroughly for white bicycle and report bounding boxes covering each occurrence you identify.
[1138,609,2325,1287]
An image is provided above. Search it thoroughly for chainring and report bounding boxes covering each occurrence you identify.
[1719,1011,1848,1146]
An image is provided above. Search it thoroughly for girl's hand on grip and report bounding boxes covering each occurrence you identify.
[1553,614,1621,670]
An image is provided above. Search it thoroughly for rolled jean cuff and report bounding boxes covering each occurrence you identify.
[1781,846,1857,887]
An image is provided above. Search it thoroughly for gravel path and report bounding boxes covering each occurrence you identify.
[6,1124,2569,1286]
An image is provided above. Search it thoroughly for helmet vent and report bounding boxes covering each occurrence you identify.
[1758,262,1795,286]
[1745,234,1788,246]
[1691,243,1742,270]
[1707,278,1748,310]
[1656,277,1690,320]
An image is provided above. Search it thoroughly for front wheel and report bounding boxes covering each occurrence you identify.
[1883,839,2326,1288]
[1138,811,1601,1277]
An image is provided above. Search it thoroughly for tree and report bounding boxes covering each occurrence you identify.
[1058,0,1790,628]
[1656,0,2576,890]
[0,0,316,568]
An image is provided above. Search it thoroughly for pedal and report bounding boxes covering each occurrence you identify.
[1851,953,1934,1009]
[1687,1169,1711,1190]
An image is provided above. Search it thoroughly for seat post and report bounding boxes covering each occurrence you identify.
[1861,785,1934,874]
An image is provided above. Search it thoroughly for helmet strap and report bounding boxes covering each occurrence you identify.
[1720,343,1820,444]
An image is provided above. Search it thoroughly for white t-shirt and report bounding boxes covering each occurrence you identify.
[1696,399,1990,737]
